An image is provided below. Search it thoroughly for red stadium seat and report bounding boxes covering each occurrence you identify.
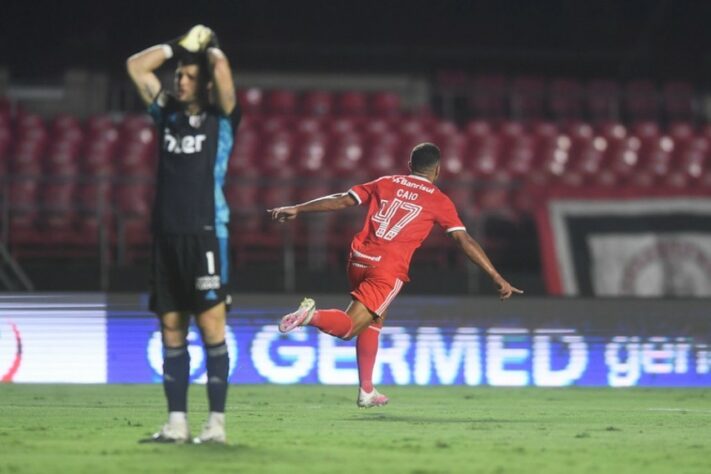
[260,131,294,175]
[294,133,329,175]
[336,91,368,116]
[671,136,709,183]
[230,126,260,174]
[369,91,401,117]
[464,120,494,144]
[329,133,367,178]
[237,88,264,115]
[624,80,659,122]
[265,90,297,115]
[504,135,536,178]
[468,74,507,120]
[587,80,621,122]
[667,122,694,143]
[76,181,114,219]
[9,179,38,214]
[603,135,642,182]
[46,141,82,178]
[662,81,696,122]
[362,118,393,139]
[300,91,334,116]
[469,134,503,179]
[526,133,571,186]
[596,121,627,141]
[365,139,400,176]
[260,115,292,134]
[629,135,675,187]
[328,117,359,135]
[295,117,325,135]
[548,78,584,121]
[510,76,545,121]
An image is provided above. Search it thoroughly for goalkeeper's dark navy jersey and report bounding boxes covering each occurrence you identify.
[148,94,241,237]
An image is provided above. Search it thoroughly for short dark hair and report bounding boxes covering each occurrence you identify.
[410,142,441,172]
[177,52,209,82]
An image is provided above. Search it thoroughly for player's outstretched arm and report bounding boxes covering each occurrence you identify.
[450,230,523,300]
[126,45,168,106]
[268,193,357,222]
[207,46,237,116]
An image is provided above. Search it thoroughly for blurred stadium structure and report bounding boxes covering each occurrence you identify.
[1,0,710,295]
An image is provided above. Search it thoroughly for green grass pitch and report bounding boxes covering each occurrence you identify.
[1,384,709,473]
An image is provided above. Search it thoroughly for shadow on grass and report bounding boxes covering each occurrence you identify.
[349,413,524,424]
[137,438,252,452]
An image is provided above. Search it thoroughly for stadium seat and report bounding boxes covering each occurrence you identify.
[237,88,264,115]
[470,134,503,179]
[672,136,708,182]
[300,90,334,116]
[504,135,537,178]
[260,130,294,174]
[294,133,329,175]
[369,91,401,117]
[365,139,400,176]
[630,135,674,187]
[599,135,642,184]
[229,126,260,174]
[328,116,359,135]
[510,76,545,121]
[587,80,621,122]
[296,117,325,135]
[335,91,368,116]
[440,134,476,218]
[329,133,367,179]
[662,81,696,122]
[265,90,297,115]
[624,80,659,122]
[468,74,507,120]
[548,78,584,121]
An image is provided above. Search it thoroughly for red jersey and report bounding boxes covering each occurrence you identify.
[347,174,466,281]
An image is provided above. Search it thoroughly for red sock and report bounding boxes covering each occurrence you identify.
[309,309,353,338]
[356,320,383,393]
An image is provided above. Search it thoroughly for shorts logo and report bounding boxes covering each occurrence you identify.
[196,275,220,290]
[0,321,22,382]
[205,290,218,301]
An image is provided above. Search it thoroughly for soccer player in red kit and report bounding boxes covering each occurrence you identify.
[269,143,522,407]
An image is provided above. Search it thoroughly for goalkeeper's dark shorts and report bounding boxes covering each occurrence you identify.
[149,233,231,315]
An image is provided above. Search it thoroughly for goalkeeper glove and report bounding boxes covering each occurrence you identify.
[168,25,215,56]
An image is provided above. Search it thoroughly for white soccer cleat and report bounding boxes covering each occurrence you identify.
[278,298,316,333]
[357,388,390,408]
[149,418,190,444]
[193,414,226,444]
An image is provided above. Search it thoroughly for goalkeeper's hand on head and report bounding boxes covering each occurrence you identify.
[169,25,215,56]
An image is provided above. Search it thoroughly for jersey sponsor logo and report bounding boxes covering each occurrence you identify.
[392,177,435,194]
[163,128,207,155]
[196,275,221,290]
[352,249,382,262]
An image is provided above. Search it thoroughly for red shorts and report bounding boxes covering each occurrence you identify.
[348,261,404,317]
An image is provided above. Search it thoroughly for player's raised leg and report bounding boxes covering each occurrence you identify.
[279,298,373,340]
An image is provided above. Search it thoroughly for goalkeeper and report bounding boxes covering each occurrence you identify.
[127,25,240,444]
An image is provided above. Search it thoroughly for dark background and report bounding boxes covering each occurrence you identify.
[2,0,710,81]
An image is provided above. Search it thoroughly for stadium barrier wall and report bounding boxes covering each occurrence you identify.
[1,293,710,387]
